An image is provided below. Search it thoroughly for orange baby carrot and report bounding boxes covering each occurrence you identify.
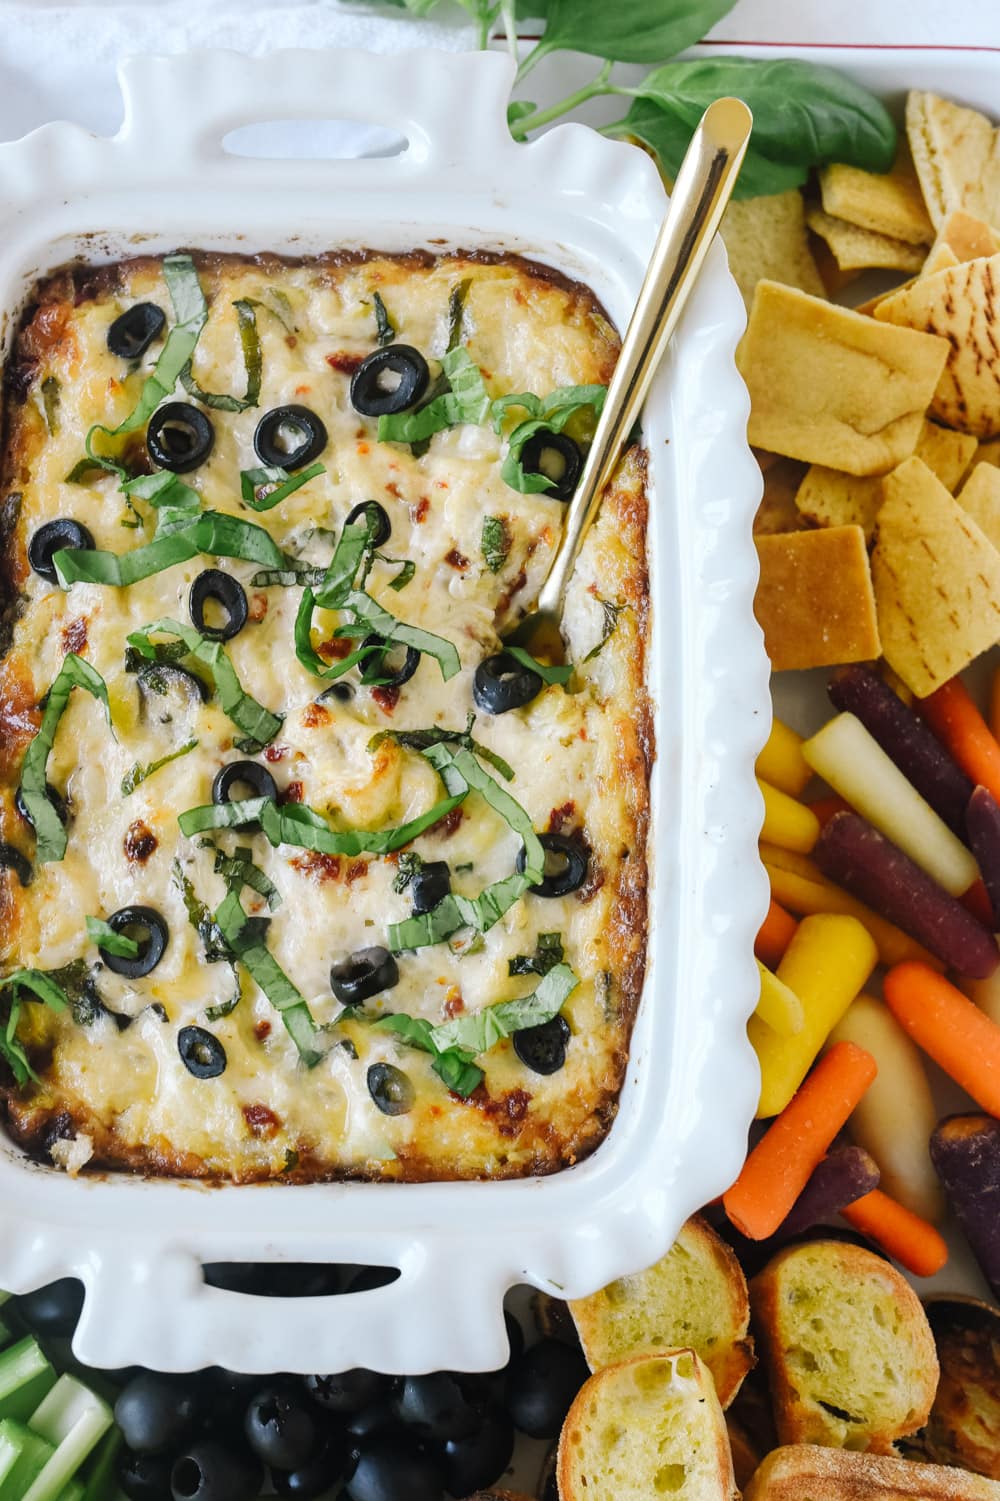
[755,898,798,968]
[807,795,851,828]
[921,677,1000,805]
[962,878,996,930]
[723,1041,877,1240]
[884,961,1000,1116]
[842,1188,948,1277]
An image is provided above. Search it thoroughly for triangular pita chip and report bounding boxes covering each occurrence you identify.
[906,90,1000,230]
[819,143,934,245]
[957,462,1000,550]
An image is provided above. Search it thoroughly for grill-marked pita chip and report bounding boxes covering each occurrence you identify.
[872,456,1000,696]
[738,282,950,475]
[875,254,1000,438]
[958,462,1000,551]
[978,437,1000,468]
[755,457,810,536]
[723,190,825,312]
[806,208,927,274]
[907,90,1000,231]
[933,209,1000,264]
[755,526,881,672]
[819,144,934,246]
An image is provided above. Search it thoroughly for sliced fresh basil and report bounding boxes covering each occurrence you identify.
[293,587,377,682]
[0,967,72,1085]
[213,888,320,1066]
[342,589,461,682]
[481,515,509,574]
[431,962,578,1052]
[315,516,377,607]
[372,1012,483,1098]
[0,968,70,1013]
[124,471,200,512]
[178,790,466,856]
[240,461,325,513]
[447,278,472,352]
[505,646,574,686]
[369,717,515,782]
[85,916,140,958]
[213,845,281,912]
[510,931,565,977]
[493,383,606,495]
[126,620,282,748]
[55,506,287,588]
[121,738,199,797]
[18,655,113,863]
[171,859,232,967]
[372,291,396,347]
[245,290,296,335]
[179,298,261,411]
[583,598,627,662]
[41,376,60,435]
[377,347,490,445]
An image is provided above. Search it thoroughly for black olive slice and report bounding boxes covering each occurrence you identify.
[28,520,95,584]
[189,570,248,642]
[212,762,278,833]
[107,302,166,360]
[516,833,589,898]
[345,500,391,548]
[253,405,328,471]
[0,843,32,887]
[350,346,430,418]
[409,861,451,916]
[513,1014,571,1075]
[519,430,583,501]
[178,1025,227,1080]
[318,682,354,705]
[359,635,420,689]
[473,652,543,716]
[147,401,215,473]
[15,781,67,830]
[330,946,399,1005]
[367,1062,414,1117]
[137,661,210,708]
[100,905,169,978]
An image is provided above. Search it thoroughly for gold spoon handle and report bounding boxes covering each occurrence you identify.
[535,96,753,620]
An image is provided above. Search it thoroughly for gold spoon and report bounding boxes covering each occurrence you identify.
[507,96,753,662]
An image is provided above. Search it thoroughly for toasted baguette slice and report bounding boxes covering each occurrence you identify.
[744,1444,1000,1499]
[568,1215,753,1406]
[558,1350,738,1501]
[750,1240,938,1452]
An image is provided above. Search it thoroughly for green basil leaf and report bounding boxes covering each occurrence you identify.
[369,719,515,783]
[628,56,896,173]
[583,597,627,662]
[172,859,232,965]
[179,298,262,411]
[123,471,200,512]
[205,969,243,1021]
[178,791,466,856]
[432,1051,484,1096]
[608,99,808,199]
[55,505,287,587]
[0,967,70,1013]
[18,655,113,863]
[56,531,199,587]
[85,915,140,958]
[213,845,281,912]
[127,620,282,748]
[447,279,472,352]
[383,556,416,593]
[293,587,378,682]
[372,291,396,347]
[430,962,578,1052]
[377,347,489,444]
[41,376,61,435]
[505,646,573,685]
[481,515,510,573]
[343,589,461,683]
[527,0,737,67]
[240,461,325,512]
[509,930,565,976]
[121,738,199,797]
[495,384,606,494]
[213,888,321,1066]
[0,969,72,1086]
[371,1012,484,1098]
[315,517,377,609]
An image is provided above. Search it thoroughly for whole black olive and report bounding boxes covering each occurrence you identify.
[350,346,430,418]
[100,905,169,978]
[147,402,215,473]
[244,1384,321,1471]
[441,1403,515,1496]
[0,843,32,888]
[13,1277,84,1337]
[305,1369,391,1414]
[504,1338,589,1438]
[513,1014,571,1075]
[118,1449,174,1501]
[410,861,450,915]
[211,760,278,834]
[254,405,327,471]
[366,1063,414,1117]
[473,652,543,716]
[108,303,166,360]
[272,1432,349,1499]
[189,571,248,643]
[394,1373,481,1442]
[330,947,399,1005]
[170,1440,263,1501]
[345,500,391,548]
[15,780,67,830]
[516,833,589,898]
[519,429,583,501]
[346,1438,445,1501]
[115,1373,199,1456]
[178,1026,227,1080]
[345,1398,402,1444]
[28,519,95,583]
[505,1308,526,1364]
[358,635,420,689]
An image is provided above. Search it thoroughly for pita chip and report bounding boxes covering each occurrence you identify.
[819,143,934,245]
[933,209,1000,263]
[977,437,1000,468]
[872,456,1000,695]
[906,90,1000,230]
[806,207,927,273]
[754,526,881,672]
[755,457,809,535]
[722,190,825,311]
[957,462,1000,550]
[915,419,979,489]
[874,253,1000,438]
[738,281,950,474]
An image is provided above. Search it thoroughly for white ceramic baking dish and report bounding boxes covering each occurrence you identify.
[0,45,768,1374]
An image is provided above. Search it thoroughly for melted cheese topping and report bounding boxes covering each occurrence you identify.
[0,252,650,1181]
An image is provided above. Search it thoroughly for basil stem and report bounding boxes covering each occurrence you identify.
[126,620,282,749]
[18,655,113,863]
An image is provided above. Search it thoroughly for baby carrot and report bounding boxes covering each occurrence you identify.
[759,779,820,853]
[755,898,798,968]
[921,677,1000,805]
[755,961,805,1038]
[763,858,942,971]
[992,666,1000,745]
[842,1189,948,1277]
[807,795,851,828]
[724,1041,877,1240]
[756,717,811,797]
[884,961,1000,1117]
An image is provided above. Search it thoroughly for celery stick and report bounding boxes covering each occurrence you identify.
[23,1376,112,1501]
[55,1484,84,1501]
[0,1417,55,1498]
[79,1428,121,1501]
[0,1317,12,1351]
[0,1338,56,1422]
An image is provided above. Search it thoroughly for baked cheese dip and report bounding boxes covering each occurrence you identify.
[0,250,651,1182]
